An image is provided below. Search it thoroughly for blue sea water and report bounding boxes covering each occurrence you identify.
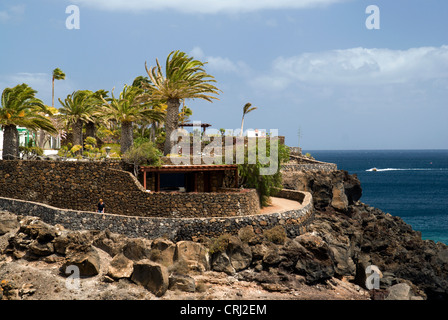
[303,149,448,245]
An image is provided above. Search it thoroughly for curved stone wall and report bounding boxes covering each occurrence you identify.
[0,160,259,217]
[0,191,313,241]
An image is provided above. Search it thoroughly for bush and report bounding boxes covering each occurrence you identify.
[238,139,290,207]
[209,233,232,254]
[19,145,43,160]
[122,141,163,176]
[238,225,256,243]
[263,225,287,244]
[83,137,100,160]
[168,260,190,275]
[101,143,121,158]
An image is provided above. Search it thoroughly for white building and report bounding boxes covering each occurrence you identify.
[246,129,266,138]
[0,127,60,159]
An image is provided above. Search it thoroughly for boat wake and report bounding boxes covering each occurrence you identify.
[366,168,444,172]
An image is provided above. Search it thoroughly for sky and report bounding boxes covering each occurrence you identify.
[0,0,447,150]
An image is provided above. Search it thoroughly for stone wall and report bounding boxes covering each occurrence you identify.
[281,161,337,172]
[0,191,313,241]
[273,188,306,203]
[0,160,259,218]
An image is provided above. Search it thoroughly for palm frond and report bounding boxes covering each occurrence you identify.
[243,103,257,115]
[143,50,220,102]
[0,83,57,134]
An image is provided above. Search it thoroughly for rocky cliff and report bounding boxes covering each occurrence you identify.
[282,169,448,300]
[0,169,447,300]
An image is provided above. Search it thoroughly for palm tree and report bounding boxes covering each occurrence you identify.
[58,90,96,147]
[0,83,57,159]
[143,50,220,155]
[101,85,164,154]
[239,102,257,137]
[52,68,66,108]
[85,90,108,139]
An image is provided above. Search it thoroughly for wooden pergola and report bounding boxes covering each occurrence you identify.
[140,164,239,192]
[179,123,212,133]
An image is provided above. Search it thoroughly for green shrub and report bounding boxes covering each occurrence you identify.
[122,141,162,176]
[238,139,290,207]
[209,233,232,254]
[101,143,121,158]
[83,137,101,159]
[19,145,43,159]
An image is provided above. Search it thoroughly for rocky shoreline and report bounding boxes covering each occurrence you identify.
[1,169,447,301]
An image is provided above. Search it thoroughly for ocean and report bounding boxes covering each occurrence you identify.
[303,149,448,245]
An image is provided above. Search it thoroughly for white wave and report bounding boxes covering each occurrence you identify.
[366,168,443,172]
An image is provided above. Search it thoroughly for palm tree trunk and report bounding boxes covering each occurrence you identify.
[86,121,96,138]
[121,121,134,154]
[52,77,55,108]
[240,116,245,137]
[150,121,157,143]
[72,119,83,146]
[2,125,19,160]
[37,129,47,149]
[164,98,180,155]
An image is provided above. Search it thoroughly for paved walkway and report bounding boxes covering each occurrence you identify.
[259,197,302,214]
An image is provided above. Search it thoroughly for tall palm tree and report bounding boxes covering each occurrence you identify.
[143,50,220,155]
[85,89,108,139]
[0,83,57,159]
[239,102,257,137]
[52,68,66,108]
[101,85,164,154]
[58,90,95,147]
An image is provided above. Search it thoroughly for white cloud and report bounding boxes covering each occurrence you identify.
[0,73,49,92]
[254,45,448,89]
[0,4,25,23]
[189,47,250,75]
[0,73,74,107]
[71,0,348,14]
[0,11,9,22]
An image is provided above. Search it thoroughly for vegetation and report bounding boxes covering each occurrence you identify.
[122,141,163,176]
[52,68,66,109]
[304,152,315,160]
[83,137,101,160]
[0,83,57,159]
[238,225,256,243]
[58,90,97,148]
[239,102,257,137]
[2,50,292,209]
[143,50,220,155]
[238,138,290,207]
[100,85,164,154]
[19,141,44,160]
[263,225,287,244]
[209,233,232,254]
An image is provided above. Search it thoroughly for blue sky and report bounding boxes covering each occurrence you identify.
[1,0,447,150]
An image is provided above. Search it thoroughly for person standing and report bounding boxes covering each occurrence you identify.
[97,199,105,213]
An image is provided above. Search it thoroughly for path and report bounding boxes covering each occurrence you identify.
[259,197,302,214]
